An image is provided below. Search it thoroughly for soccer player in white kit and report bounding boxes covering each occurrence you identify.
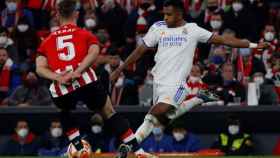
[111,0,269,151]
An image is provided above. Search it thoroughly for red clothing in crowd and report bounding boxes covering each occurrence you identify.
[185,78,208,100]
[0,59,13,93]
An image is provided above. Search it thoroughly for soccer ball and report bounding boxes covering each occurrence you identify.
[67,139,93,158]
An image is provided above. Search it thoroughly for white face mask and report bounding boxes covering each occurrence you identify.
[0,36,8,46]
[17,128,29,138]
[85,19,97,28]
[91,125,102,134]
[264,32,275,42]
[189,76,200,83]
[210,20,222,29]
[17,24,29,32]
[173,132,185,141]
[228,125,239,135]
[50,26,59,32]
[254,77,264,85]
[232,2,243,12]
[51,128,63,138]
[6,2,17,12]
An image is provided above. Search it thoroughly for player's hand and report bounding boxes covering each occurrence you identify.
[55,71,72,85]
[71,71,82,80]
[256,42,271,50]
[110,67,122,83]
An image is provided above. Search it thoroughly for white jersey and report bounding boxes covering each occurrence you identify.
[143,21,213,86]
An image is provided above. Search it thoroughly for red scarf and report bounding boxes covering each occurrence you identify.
[237,55,253,78]
[186,80,208,100]
[0,59,12,92]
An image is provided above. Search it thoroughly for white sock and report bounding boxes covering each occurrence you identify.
[168,97,203,120]
[135,114,158,143]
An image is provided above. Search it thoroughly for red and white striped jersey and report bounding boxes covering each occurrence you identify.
[37,24,99,98]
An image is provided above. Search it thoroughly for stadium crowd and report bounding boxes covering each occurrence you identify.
[1,0,280,107]
[1,0,280,156]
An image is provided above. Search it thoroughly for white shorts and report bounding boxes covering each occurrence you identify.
[153,83,189,108]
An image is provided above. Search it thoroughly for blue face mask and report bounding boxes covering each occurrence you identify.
[152,127,162,136]
[211,55,224,65]
[239,48,251,57]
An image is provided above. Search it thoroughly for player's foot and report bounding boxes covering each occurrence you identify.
[116,144,131,158]
[197,89,219,102]
[136,152,158,158]
[78,148,91,158]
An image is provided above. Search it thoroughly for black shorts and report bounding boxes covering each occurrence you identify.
[52,81,108,111]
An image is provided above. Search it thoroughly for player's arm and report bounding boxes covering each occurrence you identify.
[208,34,270,49]
[110,44,149,81]
[75,44,99,73]
[36,55,61,81]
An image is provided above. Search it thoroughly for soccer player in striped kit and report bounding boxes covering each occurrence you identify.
[36,0,156,158]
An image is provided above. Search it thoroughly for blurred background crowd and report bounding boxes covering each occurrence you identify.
[1,0,280,107]
[1,0,280,156]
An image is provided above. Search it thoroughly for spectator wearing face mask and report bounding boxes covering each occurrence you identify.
[215,63,246,105]
[236,48,266,86]
[211,115,254,155]
[1,0,34,30]
[84,10,98,32]
[140,124,173,153]
[3,119,40,156]
[198,11,225,62]
[38,120,68,156]
[7,71,52,106]
[223,0,258,41]
[125,0,161,38]
[0,26,18,63]
[186,64,208,100]
[209,12,224,34]
[11,17,40,71]
[86,114,109,153]
[252,72,278,105]
[0,47,21,105]
[254,24,279,71]
[201,0,226,31]
[170,121,201,152]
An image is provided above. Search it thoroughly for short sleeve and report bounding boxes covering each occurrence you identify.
[86,31,99,46]
[142,24,160,47]
[194,24,213,43]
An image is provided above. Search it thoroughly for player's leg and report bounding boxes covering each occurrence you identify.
[135,84,184,143]
[169,89,220,120]
[135,102,175,143]
[52,94,84,151]
[82,82,153,157]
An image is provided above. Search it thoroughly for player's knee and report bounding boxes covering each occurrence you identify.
[149,103,171,115]
[145,113,170,126]
[99,97,115,119]
[144,114,159,125]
